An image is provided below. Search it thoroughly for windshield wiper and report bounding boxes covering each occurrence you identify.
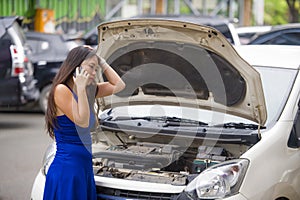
[214,122,266,130]
[110,116,208,127]
[162,116,208,127]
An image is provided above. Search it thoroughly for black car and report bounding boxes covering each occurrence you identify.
[249,23,300,45]
[0,16,39,109]
[25,31,69,112]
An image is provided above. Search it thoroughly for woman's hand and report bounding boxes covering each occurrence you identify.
[95,58,126,98]
[70,66,91,127]
[74,67,90,90]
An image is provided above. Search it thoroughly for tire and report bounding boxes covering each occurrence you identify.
[39,84,51,113]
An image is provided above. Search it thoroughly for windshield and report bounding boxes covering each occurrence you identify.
[102,105,256,127]
[255,66,298,127]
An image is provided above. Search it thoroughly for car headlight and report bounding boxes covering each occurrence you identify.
[41,142,56,176]
[184,159,249,199]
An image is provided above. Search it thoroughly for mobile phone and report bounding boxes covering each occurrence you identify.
[73,66,82,77]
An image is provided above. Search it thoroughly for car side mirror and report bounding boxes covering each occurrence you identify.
[288,105,300,148]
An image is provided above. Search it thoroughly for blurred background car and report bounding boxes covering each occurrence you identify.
[0,16,39,110]
[80,27,99,49]
[236,25,271,44]
[25,31,70,113]
[62,27,99,50]
[248,23,300,45]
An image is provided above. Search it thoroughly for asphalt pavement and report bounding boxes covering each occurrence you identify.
[0,111,52,200]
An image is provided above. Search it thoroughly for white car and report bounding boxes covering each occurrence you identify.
[31,19,300,200]
[236,25,272,44]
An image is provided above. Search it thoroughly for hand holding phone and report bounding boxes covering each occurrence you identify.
[73,66,82,77]
[73,66,90,89]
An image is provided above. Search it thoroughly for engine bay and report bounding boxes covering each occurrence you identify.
[92,129,250,185]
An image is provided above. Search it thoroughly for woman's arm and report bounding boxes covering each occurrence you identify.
[95,58,126,98]
[55,68,90,127]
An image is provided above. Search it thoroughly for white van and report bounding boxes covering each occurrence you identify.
[31,19,300,200]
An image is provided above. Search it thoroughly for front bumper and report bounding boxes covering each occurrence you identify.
[95,176,249,200]
[31,170,249,200]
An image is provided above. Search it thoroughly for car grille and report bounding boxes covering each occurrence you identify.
[97,187,180,200]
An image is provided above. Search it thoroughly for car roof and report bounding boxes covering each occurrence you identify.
[270,23,300,31]
[236,25,272,34]
[130,14,234,25]
[235,45,300,69]
[0,16,22,27]
[248,23,300,45]
[0,16,21,38]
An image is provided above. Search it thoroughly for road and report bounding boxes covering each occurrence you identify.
[0,112,52,200]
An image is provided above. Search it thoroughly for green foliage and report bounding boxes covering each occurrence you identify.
[264,0,300,24]
[180,1,191,14]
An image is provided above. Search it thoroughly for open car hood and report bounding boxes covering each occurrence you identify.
[96,19,267,125]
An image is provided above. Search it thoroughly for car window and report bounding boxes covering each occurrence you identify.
[255,66,297,126]
[27,39,40,54]
[288,103,300,148]
[265,32,300,45]
[27,38,50,54]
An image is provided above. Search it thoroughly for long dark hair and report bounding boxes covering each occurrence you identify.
[45,46,98,138]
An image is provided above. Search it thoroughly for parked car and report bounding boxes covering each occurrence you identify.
[0,16,39,109]
[31,19,300,200]
[25,31,69,112]
[249,23,300,45]
[236,25,271,44]
[81,27,99,48]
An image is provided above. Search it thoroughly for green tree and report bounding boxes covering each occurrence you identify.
[286,0,300,22]
[264,0,288,25]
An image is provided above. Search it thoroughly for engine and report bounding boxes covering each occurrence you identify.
[92,142,233,185]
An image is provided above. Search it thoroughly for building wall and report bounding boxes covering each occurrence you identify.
[0,0,105,34]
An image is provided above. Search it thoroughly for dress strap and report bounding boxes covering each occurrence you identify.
[65,84,78,101]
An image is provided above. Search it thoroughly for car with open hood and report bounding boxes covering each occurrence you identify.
[31,19,300,200]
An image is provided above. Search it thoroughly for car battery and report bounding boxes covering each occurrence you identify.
[192,159,221,173]
[191,146,227,173]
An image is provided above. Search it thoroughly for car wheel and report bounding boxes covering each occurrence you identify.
[39,84,51,113]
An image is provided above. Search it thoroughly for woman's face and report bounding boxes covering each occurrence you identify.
[81,55,99,84]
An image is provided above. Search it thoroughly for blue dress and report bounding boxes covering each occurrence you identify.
[43,89,97,200]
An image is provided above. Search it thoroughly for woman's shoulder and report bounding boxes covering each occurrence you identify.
[54,84,73,99]
[55,83,69,91]
[54,84,74,116]
[55,84,72,94]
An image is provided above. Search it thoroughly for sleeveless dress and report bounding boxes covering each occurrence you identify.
[43,87,97,200]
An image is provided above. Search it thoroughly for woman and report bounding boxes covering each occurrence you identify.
[43,46,125,200]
